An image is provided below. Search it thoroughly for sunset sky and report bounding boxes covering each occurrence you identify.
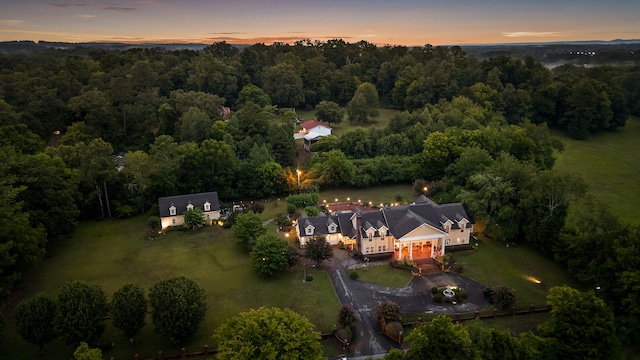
[1,0,639,46]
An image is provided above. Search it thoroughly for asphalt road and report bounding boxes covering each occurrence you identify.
[322,248,491,358]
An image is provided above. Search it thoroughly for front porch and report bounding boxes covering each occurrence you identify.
[394,241,443,261]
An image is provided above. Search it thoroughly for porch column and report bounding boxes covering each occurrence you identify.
[431,241,435,259]
[409,240,413,260]
[441,238,446,255]
[397,242,402,261]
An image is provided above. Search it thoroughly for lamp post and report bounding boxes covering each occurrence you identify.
[296,167,301,187]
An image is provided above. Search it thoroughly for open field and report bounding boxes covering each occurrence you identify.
[297,108,401,137]
[454,235,584,308]
[554,116,640,224]
[1,217,340,360]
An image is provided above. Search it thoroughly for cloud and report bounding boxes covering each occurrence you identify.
[49,3,88,8]
[75,14,96,18]
[501,31,560,38]
[102,7,138,12]
[0,20,24,26]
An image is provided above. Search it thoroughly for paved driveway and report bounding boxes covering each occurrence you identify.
[322,248,491,358]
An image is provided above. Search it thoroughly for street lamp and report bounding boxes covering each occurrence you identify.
[423,186,428,194]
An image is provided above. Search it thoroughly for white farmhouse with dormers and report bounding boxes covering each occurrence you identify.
[158,192,221,229]
[295,195,474,260]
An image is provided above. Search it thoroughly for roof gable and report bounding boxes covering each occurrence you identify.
[158,192,221,217]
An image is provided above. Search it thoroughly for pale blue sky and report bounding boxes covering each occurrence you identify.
[0,0,638,45]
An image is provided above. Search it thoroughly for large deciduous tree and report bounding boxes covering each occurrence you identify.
[539,286,620,360]
[406,315,474,360]
[315,100,344,125]
[232,211,266,250]
[183,208,205,230]
[263,62,305,108]
[214,307,323,360]
[303,235,333,266]
[111,283,147,343]
[250,233,297,275]
[148,276,207,344]
[14,294,59,354]
[56,281,109,346]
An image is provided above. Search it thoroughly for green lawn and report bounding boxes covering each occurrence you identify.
[454,235,583,308]
[319,183,417,206]
[554,116,640,224]
[1,217,340,360]
[351,264,413,288]
[297,107,401,137]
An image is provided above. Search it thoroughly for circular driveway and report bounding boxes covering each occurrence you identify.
[322,248,491,358]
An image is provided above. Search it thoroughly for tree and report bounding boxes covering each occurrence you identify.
[214,306,323,360]
[184,208,205,230]
[263,62,305,108]
[148,276,207,344]
[14,294,58,354]
[406,315,474,360]
[236,84,271,108]
[338,304,359,329]
[304,235,333,266]
[492,286,517,310]
[111,283,147,343]
[178,106,213,142]
[250,233,297,275]
[539,286,620,360]
[315,100,344,125]
[73,342,103,360]
[56,281,109,346]
[232,211,266,250]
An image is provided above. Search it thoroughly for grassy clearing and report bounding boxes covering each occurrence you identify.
[351,264,413,288]
[454,235,583,308]
[319,183,417,206]
[1,217,340,360]
[297,108,400,137]
[554,116,640,224]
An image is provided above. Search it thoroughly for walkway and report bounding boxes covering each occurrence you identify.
[323,248,491,359]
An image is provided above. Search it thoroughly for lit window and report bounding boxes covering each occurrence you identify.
[172,219,176,225]
[368,233,373,242]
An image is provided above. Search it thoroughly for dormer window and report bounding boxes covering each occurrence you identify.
[204,201,211,212]
[305,226,314,236]
[328,224,336,233]
[186,203,194,211]
[169,205,176,216]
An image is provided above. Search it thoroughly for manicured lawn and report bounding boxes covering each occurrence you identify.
[1,216,340,360]
[351,264,413,288]
[554,116,640,225]
[319,183,417,206]
[453,235,583,308]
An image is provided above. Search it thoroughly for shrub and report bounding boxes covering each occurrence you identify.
[452,262,465,273]
[431,287,439,295]
[349,270,359,280]
[338,304,358,329]
[483,288,495,303]
[351,251,363,260]
[433,293,443,303]
[456,290,468,300]
[336,328,352,342]
[286,203,297,215]
[493,286,517,310]
[147,216,161,231]
[249,201,265,213]
[305,275,313,282]
[385,321,404,340]
[376,301,401,324]
[337,241,345,249]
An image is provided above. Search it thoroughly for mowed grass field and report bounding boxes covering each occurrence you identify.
[297,108,401,137]
[1,217,340,360]
[554,116,640,224]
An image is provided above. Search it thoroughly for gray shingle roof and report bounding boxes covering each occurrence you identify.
[158,192,220,217]
[297,196,473,240]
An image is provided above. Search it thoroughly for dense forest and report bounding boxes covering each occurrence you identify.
[1,40,640,355]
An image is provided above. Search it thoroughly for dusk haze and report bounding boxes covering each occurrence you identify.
[1,0,639,45]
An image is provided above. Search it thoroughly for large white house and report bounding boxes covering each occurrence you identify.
[158,192,221,229]
[296,195,473,260]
